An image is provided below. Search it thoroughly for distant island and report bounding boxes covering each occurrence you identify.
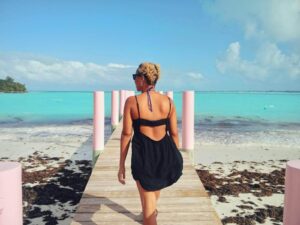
[0,76,27,93]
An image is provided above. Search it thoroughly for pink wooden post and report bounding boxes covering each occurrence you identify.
[119,90,126,117]
[125,90,130,101]
[182,91,195,162]
[167,91,173,100]
[123,90,134,106]
[283,160,300,225]
[0,198,3,225]
[93,91,104,154]
[0,162,22,225]
[111,90,119,132]
[128,90,135,97]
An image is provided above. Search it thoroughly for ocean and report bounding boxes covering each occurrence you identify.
[1,91,300,148]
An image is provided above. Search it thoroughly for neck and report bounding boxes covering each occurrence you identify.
[142,86,155,93]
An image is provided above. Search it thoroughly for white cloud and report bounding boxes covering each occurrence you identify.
[217,42,300,80]
[0,53,193,91]
[202,0,300,43]
[107,63,135,69]
[201,0,300,81]
[0,53,135,85]
[187,72,204,80]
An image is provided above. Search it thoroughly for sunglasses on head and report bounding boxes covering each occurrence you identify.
[132,73,144,80]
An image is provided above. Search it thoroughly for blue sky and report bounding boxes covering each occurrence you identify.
[0,0,299,91]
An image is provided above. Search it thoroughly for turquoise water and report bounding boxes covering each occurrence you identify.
[0,91,299,125]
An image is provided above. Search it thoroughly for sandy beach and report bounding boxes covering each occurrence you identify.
[0,122,97,224]
[194,142,300,225]
[1,118,299,225]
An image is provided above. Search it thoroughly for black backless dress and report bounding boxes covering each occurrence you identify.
[131,93,183,191]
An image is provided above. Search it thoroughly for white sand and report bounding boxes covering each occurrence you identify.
[193,143,300,225]
[0,123,94,225]
[0,124,93,162]
[193,143,300,166]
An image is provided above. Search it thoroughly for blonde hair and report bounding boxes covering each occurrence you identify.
[136,62,160,85]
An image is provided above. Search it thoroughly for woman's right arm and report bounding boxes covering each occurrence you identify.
[169,99,180,149]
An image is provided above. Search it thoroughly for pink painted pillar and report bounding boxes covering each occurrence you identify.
[0,162,22,225]
[182,90,194,151]
[128,90,135,97]
[0,198,3,225]
[125,90,130,101]
[111,90,119,132]
[119,90,126,117]
[283,160,300,225]
[93,91,104,152]
[167,91,173,100]
[123,90,134,105]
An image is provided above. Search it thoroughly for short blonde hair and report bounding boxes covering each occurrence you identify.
[136,62,160,85]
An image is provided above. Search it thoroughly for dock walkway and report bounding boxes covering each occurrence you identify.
[71,118,222,225]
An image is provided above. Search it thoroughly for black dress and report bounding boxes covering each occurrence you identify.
[131,95,183,191]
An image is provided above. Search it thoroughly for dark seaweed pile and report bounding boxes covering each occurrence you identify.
[196,161,286,225]
[1,151,92,225]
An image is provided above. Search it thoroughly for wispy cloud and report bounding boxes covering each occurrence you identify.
[187,72,204,80]
[107,63,135,69]
[0,53,135,86]
[216,42,300,80]
[201,0,300,80]
[202,0,300,43]
[0,53,194,91]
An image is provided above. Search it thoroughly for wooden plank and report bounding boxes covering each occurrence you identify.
[71,221,219,225]
[73,211,217,222]
[82,190,207,198]
[70,117,222,225]
[78,196,213,204]
[76,202,215,213]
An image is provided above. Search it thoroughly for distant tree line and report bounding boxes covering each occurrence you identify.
[0,76,27,93]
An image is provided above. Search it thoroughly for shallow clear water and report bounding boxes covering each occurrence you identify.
[1,91,299,147]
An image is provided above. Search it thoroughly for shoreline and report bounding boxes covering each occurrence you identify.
[0,123,97,224]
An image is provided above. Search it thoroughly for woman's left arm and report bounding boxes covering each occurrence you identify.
[119,97,133,168]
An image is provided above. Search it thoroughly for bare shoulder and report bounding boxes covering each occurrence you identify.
[125,96,136,107]
[165,95,174,106]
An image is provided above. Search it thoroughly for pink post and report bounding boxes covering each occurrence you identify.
[167,91,173,100]
[283,160,300,225]
[125,90,130,101]
[182,90,194,152]
[0,198,3,225]
[111,90,119,132]
[119,90,126,117]
[93,91,104,153]
[128,90,135,97]
[0,162,22,225]
[123,90,134,107]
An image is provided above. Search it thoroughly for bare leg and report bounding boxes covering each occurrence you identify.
[135,180,158,225]
[136,180,145,209]
[154,190,160,216]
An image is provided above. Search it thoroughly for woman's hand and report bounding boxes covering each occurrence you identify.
[118,165,126,185]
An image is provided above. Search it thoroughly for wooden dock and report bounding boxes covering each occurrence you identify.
[70,118,222,225]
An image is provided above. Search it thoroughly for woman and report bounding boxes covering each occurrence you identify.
[118,62,183,225]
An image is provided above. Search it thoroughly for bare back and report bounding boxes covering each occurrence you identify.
[131,91,178,141]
